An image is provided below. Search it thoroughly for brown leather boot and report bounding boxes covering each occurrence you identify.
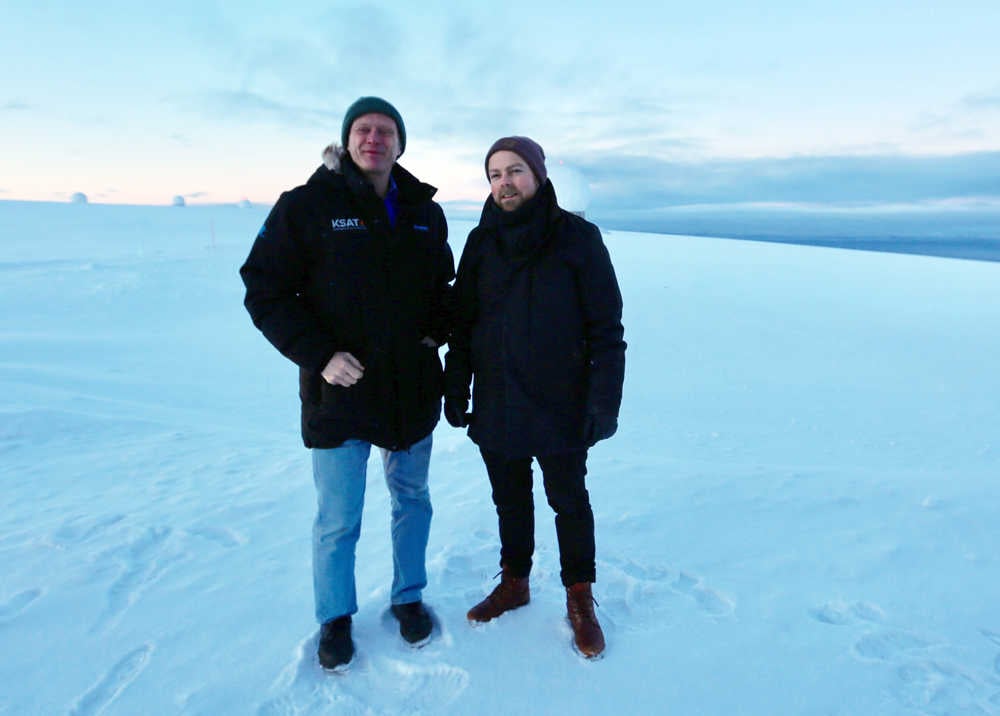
[566,582,605,658]
[467,567,530,623]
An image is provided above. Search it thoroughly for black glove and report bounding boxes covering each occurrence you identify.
[582,413,617,446]
[444,396,471,428]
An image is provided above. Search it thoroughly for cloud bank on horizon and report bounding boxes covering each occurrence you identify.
[2,0,999,216]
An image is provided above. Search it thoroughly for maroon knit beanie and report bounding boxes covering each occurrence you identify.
[485,136,547,185]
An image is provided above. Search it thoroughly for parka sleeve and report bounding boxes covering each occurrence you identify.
[239,193,338,373]
[577,226,626,418]
[426,204,455,347]
[443,230,480,400]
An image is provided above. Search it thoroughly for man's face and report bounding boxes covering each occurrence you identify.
[347,113,401,177]
[488,150,539,212]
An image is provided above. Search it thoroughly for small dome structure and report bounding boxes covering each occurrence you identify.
[548,162,591,217]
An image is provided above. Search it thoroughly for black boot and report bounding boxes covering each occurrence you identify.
[318,615,354,671]
[391,601,434,646]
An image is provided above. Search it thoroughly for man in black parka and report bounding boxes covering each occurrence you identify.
[443,136,625,658]
[240,97,454,671]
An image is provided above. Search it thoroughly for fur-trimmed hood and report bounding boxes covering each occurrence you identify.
[321,143,345,172]
[317,143,438,203]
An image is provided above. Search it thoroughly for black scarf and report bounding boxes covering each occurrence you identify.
[485,186,551,262]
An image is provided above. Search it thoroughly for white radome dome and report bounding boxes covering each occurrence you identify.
[548,162,590,214]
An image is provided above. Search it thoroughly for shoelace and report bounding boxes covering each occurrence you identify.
[568,593,600,622]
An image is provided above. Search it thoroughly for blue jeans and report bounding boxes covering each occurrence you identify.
[311,433,433,624]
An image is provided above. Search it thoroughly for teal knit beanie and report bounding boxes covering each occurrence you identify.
[341,96,406,156]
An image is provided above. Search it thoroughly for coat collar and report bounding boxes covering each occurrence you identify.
[316,143,437,205]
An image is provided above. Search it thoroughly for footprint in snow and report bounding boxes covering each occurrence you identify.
[810,600,884,626]
[67,644,152,716]
[186,525,247,549]
[257,627,469,715]
[597,557,676,628]
[981,629,1000,676]
[812,604,998,713]
[671,572,735,617]
[52,514,126,546]
[91,526,177,633]
[893,658,996,715]
[853,630,935,661]
[0,588,43,624]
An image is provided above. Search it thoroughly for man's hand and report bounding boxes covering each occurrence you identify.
[444,396,470,428]
[582,413,618,446]
[321,352,365,387]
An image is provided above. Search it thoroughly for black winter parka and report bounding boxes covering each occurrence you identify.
[444,181,625,457]
[240,153,454,450]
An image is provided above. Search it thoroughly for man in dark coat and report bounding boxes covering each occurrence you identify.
[443,136,625,658]
[240,97,454,671]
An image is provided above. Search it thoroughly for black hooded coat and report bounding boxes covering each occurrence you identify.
[240,151,454,450]
[444,181,625,457]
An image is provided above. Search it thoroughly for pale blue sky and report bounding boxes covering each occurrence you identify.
[3,0,999,218]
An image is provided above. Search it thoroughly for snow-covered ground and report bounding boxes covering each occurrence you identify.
[1,200,998,715]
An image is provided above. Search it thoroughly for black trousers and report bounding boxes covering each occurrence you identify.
[479,448,596,587]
